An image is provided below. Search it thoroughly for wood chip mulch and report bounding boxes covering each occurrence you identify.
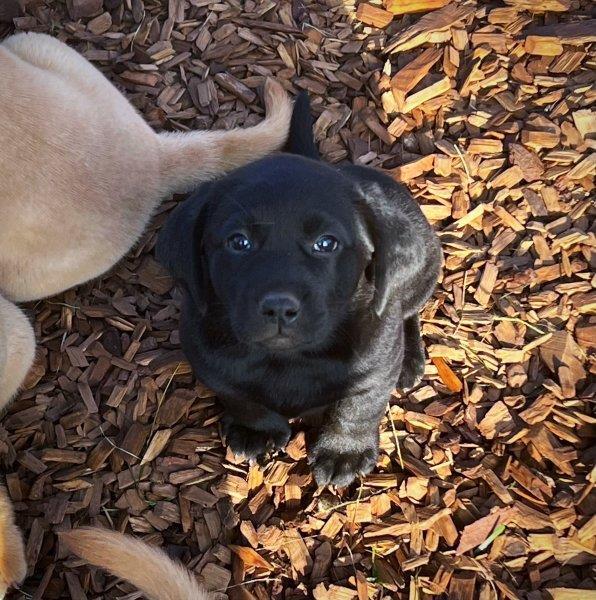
[1,0,595,599]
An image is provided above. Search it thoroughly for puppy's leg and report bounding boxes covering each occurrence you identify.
[158,79,293,194]
[309,393,385,488]
[0,485,26,599]
[0,294,35,413]
[397,315,425,389]
[220,399,291,461]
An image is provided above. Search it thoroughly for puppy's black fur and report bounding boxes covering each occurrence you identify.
[157,93,442,487]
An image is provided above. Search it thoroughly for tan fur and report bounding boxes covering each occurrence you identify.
[61,527,210,600]
[0,486,26,600]
[0,32,292,595]
[0,294,35,413]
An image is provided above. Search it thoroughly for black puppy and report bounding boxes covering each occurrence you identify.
[157,94,442,487]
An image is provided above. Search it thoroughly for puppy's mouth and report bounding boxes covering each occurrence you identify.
[257,332,302,351]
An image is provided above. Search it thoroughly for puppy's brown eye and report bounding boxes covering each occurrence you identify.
[227,233,252,252]
[313,235,339,253]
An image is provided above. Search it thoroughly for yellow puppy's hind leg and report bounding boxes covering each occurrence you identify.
[0,293,35,414]
[0,486,26,599]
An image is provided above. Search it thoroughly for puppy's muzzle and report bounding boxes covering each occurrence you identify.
[259,293,301,327]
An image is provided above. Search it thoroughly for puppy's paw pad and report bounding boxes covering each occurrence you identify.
[311,448,378,488]
[225,422,290,462]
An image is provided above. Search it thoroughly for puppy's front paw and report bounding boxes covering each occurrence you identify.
[309,434,378,488]
[398,348,425,389]
[223,418,290,461]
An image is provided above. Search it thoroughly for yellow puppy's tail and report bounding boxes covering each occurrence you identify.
[61,527,210,600]
[158,77,293,194]
[0,486,26,600]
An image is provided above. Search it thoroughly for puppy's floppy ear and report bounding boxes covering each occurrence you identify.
[284,91,320,160]
[343,165,436,317]
[156,184,213,313]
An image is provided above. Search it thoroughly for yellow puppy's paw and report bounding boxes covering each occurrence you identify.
[0,488,26,596]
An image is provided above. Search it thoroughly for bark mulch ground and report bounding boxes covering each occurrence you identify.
[1,0,594,598]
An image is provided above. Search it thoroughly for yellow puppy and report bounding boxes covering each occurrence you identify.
[62,527,210,600]
[0,32,292,593]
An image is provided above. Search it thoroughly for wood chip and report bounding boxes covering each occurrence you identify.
[356,4,393,29]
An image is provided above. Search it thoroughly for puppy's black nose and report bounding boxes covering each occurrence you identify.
[260,293,300,325]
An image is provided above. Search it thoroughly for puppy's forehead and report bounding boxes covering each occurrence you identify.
[214,155,356,224]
